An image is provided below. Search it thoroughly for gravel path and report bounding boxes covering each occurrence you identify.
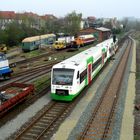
[113,37,135,140]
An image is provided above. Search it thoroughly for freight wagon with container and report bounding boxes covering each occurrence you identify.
[22,34,56,52]
[51,37,118,101]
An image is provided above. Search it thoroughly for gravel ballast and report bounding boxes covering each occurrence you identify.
[119,37,135,140]
[0,94,51,140]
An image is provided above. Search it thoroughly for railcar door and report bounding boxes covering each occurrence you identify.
[102,53,105,65]
[88,63,92,84]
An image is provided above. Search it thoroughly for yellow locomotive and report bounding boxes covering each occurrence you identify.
[53,36,74,50]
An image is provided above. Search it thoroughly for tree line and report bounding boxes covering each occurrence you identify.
[0,11,82,47]
[1,10,139,48]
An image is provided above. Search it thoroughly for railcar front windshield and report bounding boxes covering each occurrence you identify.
[52,68,74,85]
[0,53,6,61]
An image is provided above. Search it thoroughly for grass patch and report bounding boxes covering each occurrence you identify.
[23,50,42,58]
[134,135,140,140]
[32,74,51,92]
[136,72,140,79]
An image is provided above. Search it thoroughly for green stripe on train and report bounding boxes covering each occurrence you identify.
[51,84,85,101]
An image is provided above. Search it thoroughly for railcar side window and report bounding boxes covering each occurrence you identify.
[80,69,87,83]
[92,57,102,72]
[77,71,79,79]
[52,68,74,85]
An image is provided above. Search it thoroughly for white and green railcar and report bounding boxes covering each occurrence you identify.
[51,38,117,101]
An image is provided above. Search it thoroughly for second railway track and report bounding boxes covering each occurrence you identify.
[78,37,132,140]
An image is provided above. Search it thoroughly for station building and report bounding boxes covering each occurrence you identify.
[79,27,111,42]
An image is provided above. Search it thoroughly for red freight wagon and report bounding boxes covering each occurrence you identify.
[0,82,34,116]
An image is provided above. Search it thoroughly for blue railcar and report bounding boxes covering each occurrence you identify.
[0,52,12,79]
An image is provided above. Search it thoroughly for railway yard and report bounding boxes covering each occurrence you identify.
[0,32,139,140]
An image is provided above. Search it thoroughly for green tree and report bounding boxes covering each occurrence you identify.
[4,22,25,46]
[63,11,82,36]
[0,29,7,44]
[44,18,62,34]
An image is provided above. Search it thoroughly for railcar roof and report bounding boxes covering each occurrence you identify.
[96,27,111,32]
[22,34,56,43]
[53,46,103,69]
[96,38,113,47]
[53,38,114,69]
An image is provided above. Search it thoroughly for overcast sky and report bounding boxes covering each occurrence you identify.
[0,0,139,19]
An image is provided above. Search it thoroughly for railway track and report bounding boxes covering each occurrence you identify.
[8,37,131,140]
[0,61,59,87]
[9,48,69,66]
[8,36,126,68]
[9,87,87,140]
[78,37,132,140]
[11,101,70,140]
[4,37,126,85]
[0,62,55,119]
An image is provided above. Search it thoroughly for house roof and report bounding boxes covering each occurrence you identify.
[22,34,56,42]
[41,14,57,20]
[0,11,15,19]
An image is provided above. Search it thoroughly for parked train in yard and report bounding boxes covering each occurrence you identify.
[53,34,96,50]
[21,34,56,52]
[53,36,74,50]
[0,52,12,80]
[21,33,96,51]
[51,37,118,101]
[72,34,96,48]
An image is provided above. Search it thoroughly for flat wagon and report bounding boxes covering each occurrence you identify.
[0,82,34,116]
